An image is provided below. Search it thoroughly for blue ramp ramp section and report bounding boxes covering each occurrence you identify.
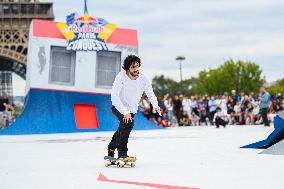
[0,89,162,135]
[241,115,284,149]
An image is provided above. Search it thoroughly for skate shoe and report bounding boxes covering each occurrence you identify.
[107,149,115,158]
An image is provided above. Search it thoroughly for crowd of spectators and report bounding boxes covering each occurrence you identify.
[0,93,15,129]
[139,88,284,128]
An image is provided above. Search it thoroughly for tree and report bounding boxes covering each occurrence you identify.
[152,59,265,97]
[190,59,265,95]
[268,78,284,96]
[152,75,195,97]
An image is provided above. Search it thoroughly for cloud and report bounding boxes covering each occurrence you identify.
[13,0,283,96]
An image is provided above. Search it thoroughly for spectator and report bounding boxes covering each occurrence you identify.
[180,111,189,126]
[0,112,6,129]
[158,96,165,112]
[259,87,270,126]
[199,109,209,125]
[214,107,228,128]
[245,103,254,125]
[219,95,228,115]
[139,90,281,127]
[139,95,151,118]
[0,93,10,113]
[182,96,191,117]
[189,111,200,126]
[164,96,174,124]
[173,95,182,125]
[208,96,218,124]
[190,96,199,115]
[170,115,178,127]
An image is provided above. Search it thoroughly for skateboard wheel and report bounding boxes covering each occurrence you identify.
[118,163,124,168]
[105,162,111,167]
[130,163,135,167]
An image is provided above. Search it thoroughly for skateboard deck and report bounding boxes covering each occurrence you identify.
[104,156,137,168]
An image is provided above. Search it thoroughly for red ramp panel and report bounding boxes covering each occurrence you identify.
[74,104,99,129]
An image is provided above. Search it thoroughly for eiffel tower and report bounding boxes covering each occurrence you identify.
[0,0,54,97]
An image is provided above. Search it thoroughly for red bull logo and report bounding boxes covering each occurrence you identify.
[57,0,117,51]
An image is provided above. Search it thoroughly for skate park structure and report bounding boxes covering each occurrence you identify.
[241,111,284,155]
[0,6,161,135]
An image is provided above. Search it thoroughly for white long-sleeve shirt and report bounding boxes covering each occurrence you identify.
[111,71,158,115]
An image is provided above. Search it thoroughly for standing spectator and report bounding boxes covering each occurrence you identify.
[182,96,191,117]
[240,91,245,103]
[231,90,238,105]
[173,95,182,124]
[219,95,228,115]
[249,92,256,104]
[275,93,283,112]
[208,96,218,125]
[157,96,165,112]
[197,97,207,115]
[204,95,210,114]
[190,96,199,115]
[164,96,174,124]
[259,87,270,126]
[199,109,209,125]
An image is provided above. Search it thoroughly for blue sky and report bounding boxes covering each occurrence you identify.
[14,0,284,95]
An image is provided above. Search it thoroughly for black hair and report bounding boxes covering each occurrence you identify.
[122,55,141,71]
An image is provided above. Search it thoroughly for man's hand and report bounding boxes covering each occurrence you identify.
[123,113,133,123]
[154,107,162,116]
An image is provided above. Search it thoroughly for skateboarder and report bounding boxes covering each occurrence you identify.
[107,55,162,159]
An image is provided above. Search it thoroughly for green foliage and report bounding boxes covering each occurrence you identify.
[152,59,265,96]
[152,75,196,97]
[190,59,264,95]
[268,78,284,95]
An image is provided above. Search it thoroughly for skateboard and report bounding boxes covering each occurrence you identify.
[104,156,137,168]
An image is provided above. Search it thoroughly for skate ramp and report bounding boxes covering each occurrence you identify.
[260,139,284,155]
[241,113,284,149]
[0,89,162,135]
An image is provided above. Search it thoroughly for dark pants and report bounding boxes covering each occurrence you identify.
[215,117,226,128]
[209,110,216,122]
[174,109,181,124]
[260,108,269,126]
[108,106,134,157]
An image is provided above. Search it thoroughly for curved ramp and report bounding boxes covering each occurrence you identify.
[241,114,284,149]
[0,89,162,135]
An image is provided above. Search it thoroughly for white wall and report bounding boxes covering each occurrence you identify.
[26,34,138,94]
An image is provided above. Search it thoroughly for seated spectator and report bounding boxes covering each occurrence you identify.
[170,115,178,127]
[149,114,158,125]
[213,107,228,128]
[245,103,254,125]
[0,112,6,129]
[157,112,169,127]
[268,102,277,124]
[180,111,189,126]
[233,102,242,124]
[189,111,200,126]
[139,95,151,119]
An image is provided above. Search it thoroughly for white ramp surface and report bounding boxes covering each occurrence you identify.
[1,126,284,189]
